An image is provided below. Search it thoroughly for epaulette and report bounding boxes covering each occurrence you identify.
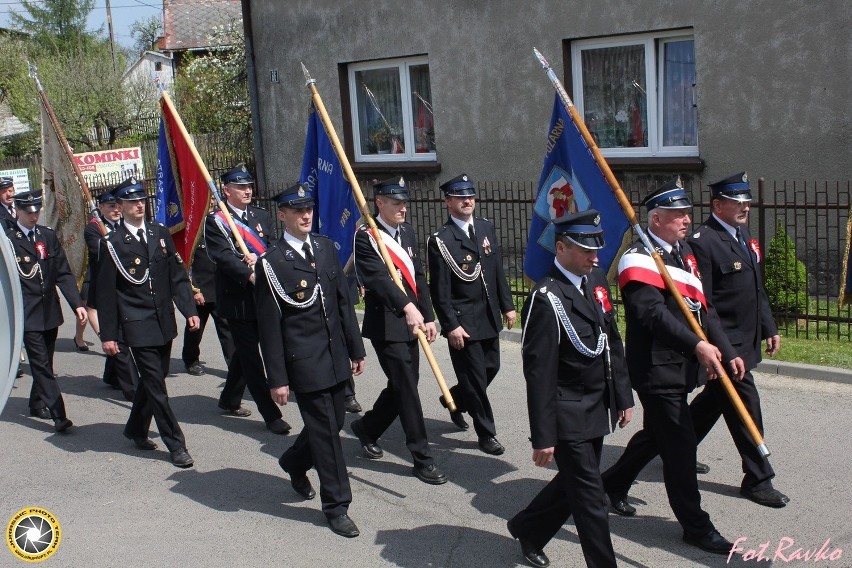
[156,222,167,228]
[536,277,555,294]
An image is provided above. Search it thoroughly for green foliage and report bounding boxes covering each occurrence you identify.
[764,221,809,314]
[9,0,98,53]
[173,18,250,140]
[129,16,163,56]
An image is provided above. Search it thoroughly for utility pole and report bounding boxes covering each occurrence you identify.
[105,0,117,72]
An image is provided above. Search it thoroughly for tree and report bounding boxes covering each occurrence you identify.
[129,16,162,55]
[764,221,809,315]
[173,18,250,139]
[9,0,98,53]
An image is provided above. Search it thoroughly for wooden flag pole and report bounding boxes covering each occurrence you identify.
[533,48,769,457]
[159,91,251,258]
[301,63,456,412]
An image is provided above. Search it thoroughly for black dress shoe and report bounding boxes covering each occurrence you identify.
[478,436,505,455]
[53,418,73,432]
[291,475,316,500]
[740,485,790,508]
[608,493,636,516]
[344,397,362,413]
[125,434,158,450]
[450,410,469,430]
[327,514,360,538]
[351,419,383,459]
[696,461,710,474]
[413,464,447,485]
[29,408,51,420]
[224,406,252,417]
[266,418,292,435]
[170,448,194,468]
[683,529,734,555]
[74,341,89,352]
[507,519,550,568]
[16,369,24,378]
[185,361,205,376]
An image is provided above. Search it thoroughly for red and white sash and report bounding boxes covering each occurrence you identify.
[362,227,418,297]
[618,250,706,308]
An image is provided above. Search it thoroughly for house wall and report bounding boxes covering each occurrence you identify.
[124,55,175,91]
[245,0,850,187]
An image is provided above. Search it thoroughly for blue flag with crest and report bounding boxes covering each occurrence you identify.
[154,117,184,231]
[300,101,358,267]
[524,94,629,282]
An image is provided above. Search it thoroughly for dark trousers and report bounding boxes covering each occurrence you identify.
[103,339,138,401]
[447,336,500,438]
[510,437,616,568]
[279,381,351,517]
[360,339,433,468]
[125,342,186,452]
[218,318,281,423]
[181,301,234,368]
[24,328,67,419]
[691,371,775,490]
[602,391,714,537]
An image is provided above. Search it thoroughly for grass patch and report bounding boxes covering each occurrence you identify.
[771,335,852,368]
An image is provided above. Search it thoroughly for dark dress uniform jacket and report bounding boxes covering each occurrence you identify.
[522,266,633,448]
[192,242,217,301]
[96,222,196,347]
[355,222,434,342]
[204,204,273,320]
[427,217,514,339]
[84,218,117,308]
[255,235,366,393]
[0,204,14,223]
[5,221,83,331]
[687,217,777,370]
[620,239,736,394]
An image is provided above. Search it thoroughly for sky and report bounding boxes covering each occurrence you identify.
[0,0,162,49]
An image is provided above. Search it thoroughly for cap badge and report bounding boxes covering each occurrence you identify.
[742,173,748,182]
[593,214,601,226]
[462,175,468,182]
[398,178,405,187]
[241,165,248,173]
[130,177,137,185]
[297,187,305,197]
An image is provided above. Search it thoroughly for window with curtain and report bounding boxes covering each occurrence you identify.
[571,31,697,157]
[348,56,436,162]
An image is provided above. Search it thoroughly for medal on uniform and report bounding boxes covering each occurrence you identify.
[35,241,47,259]
[462,264,469,271]
[296,292,305,300]
[159,238,166,248]
[593,286,613,311]
[256,223,263,238]
[482,236,491,255]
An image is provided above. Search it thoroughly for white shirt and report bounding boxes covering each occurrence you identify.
[283,231,313,259]
[450,215,474,238]
[376,215,401,241]
[648,228,675,254]
[711,213,740,240]
[553,258,585,293]
[124,220,147,242]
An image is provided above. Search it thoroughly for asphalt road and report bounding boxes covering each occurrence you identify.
[2,306,851,567]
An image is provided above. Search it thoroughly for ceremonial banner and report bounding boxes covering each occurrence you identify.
[300,100,358,267]
[841,207,852,306]
[158,97,209,268]
[524,94,629,282]
[39,102,88,286]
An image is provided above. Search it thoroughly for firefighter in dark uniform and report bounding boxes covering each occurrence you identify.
[5,190,86,431]
[181,197,235,377]
[96,177,199,467]
[601,178,744,554]
[0,176,15,222]
[84,190,137,401]
[350,177,447,485]
[256,183,366,538]
[203,164,289,433]
[427,173,516,455]
[687,171,788,507]
[507,210,633,568]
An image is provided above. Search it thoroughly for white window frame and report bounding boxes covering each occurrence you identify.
[571,31,697,158]
[348,56,436,162]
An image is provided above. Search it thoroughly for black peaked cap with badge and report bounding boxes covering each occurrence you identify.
[13,189,44,213]
[275,182,315,209]
[553,209,605,250]
[98,191,117,204]
[709,171,752,202]
[374,176,409,201]
[114,177,146,200]
[439,174,476,197]
[642,176,692,211]
[221,164,254,185]
[0,176,13,190]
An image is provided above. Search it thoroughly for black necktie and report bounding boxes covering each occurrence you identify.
[394,230,401,245]
[468,224,475,242]
[302,241,315,267]
[672,243,686,269]
[736,227,750,255]
[8,205,14,219]
[27,230,35,244]
[137,228,146,246]
[241,212,248,224]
